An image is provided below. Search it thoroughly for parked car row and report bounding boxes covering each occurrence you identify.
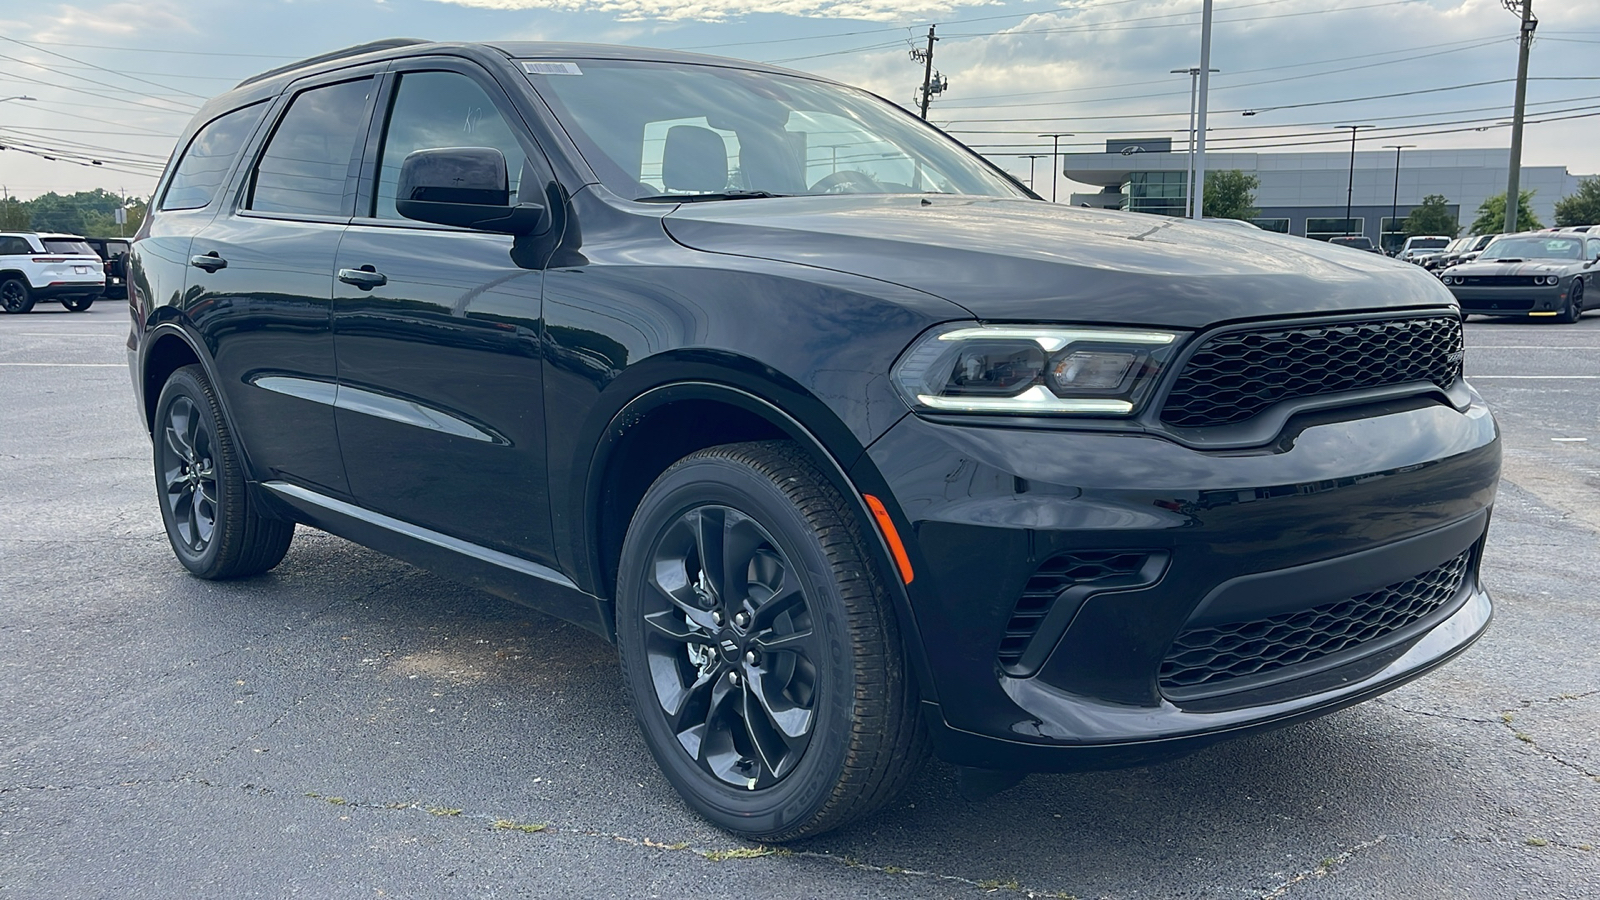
[1436,230,1600,322]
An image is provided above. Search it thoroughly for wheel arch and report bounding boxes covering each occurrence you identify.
[579,374,936,701]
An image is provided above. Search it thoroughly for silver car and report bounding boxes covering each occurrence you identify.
[1440,233,1600,323]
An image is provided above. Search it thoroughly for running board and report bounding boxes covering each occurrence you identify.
[261,481,610,639]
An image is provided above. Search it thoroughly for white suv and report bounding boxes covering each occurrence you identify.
[0,232,107,314]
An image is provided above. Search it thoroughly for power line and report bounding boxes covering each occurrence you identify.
[0,70,200,113]
[0,35,209,99]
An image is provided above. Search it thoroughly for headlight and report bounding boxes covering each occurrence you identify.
[1544,275,1561,286]
[892,325,1184,415]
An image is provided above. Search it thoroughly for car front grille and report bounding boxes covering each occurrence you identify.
[1159,549,1472,697]
[998,550,1156,672]
[1159,316,1463,429]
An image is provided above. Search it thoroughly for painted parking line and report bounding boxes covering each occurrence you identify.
[1469,375,1600,379]
[0,363,124,367]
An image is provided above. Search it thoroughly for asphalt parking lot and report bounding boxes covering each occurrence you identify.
[2,304,1597,899]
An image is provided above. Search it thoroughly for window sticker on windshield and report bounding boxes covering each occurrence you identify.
[523,61,583,76]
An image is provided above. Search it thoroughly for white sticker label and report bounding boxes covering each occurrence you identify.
[522,61,583,76]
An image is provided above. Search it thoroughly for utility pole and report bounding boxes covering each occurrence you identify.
[1503,0,1537,233]
[1192,0,1214,220]
[912,26,940,120]
[1037,133,1073,203]
[1383,145,1415,252]
[1338,125,1374,236]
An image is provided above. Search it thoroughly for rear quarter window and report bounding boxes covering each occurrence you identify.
[0,236,34,255]
[161,102,268,212]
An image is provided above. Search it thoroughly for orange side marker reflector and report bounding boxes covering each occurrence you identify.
[862,493,914,585]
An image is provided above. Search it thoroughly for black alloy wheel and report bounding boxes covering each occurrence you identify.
[153,365,294,579]
[0,277,34,314]
[641,503,819,790]
[61,297,94,312]
[1555,278,1584,324]
[616,441,926,841]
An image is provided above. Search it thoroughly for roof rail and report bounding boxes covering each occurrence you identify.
[235,38,432,89]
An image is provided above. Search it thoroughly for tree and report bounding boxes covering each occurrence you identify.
[1554,176,1600,226]
[0,197,28,231]
[1202,170,1259,220]
[1403,194,1460,237]
[1469,189,1542,235]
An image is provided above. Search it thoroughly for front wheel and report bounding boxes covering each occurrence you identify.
[1,277,34,314]
[153,365,294,579]
[62,296,94,312]
[616,441,926,841]
[1554,279,1584,324]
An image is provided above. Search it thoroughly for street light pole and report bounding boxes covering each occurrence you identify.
[1338,125,1375,236]
[1037,133,1074,203]
[1383,144,1415,253]
[1171,67,1219,217]
[1018,154,1047,192]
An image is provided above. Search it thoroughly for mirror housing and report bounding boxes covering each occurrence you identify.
[396,147,545,234]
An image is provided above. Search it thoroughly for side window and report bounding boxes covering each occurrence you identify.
[374,71,528,220]
[247,78,373,217]
[0,236,33,255]
[159,103,266,212]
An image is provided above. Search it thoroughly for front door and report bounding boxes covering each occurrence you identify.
[332,63,558,565]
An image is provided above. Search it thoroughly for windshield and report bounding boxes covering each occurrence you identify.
[1480,236,1583,261]
[41,238,96,255]
[522,60,1027,201]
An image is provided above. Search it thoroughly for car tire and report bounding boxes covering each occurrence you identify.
[1,277,35,314]
[1554,279,1583,324]
[62,297,94,312]
[153,365,294,579]
[616,440,927,841]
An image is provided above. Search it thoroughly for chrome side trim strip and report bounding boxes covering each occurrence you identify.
[250,375,504,444]
[263,481,579,591]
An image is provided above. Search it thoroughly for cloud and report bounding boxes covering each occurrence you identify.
[423,0,991,23]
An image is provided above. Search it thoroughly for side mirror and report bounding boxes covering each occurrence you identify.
[396,147,545,235]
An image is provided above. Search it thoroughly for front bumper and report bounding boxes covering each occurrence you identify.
[1447,283,1566,315]
[861,393,1499,771]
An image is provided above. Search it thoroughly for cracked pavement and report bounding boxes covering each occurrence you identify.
[2,309,1597,898]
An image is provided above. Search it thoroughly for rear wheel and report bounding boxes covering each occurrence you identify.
[153,365,294,579]
[62,296,94,312]
[616,441,926,841]
[1,277,34,314]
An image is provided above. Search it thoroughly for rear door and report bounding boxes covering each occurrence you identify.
[185,68,381,495]
[331,58,559,564]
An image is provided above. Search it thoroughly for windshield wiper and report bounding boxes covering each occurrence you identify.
[635,190,787,203]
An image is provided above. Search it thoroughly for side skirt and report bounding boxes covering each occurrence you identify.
[259,480,611,639]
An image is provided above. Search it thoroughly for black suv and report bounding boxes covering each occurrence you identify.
[83,237,131,300]
[127,40,1499,841]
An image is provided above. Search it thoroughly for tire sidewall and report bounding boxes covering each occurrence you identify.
[153,367,228,576]
[617,453,858,838]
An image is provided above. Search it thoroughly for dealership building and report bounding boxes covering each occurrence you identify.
[1063,139,1588,250]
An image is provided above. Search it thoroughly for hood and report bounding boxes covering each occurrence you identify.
[1445,257,1582,276]
[663,195,1456,328]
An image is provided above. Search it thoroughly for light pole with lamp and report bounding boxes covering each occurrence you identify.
[1037,133,1073,203]
[1338,124,1375,237]
[1171,67,1218,217]
[1383,144,1415,254]
[1017,154,1048,192]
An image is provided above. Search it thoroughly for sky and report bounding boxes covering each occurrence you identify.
[1,0,1596,205]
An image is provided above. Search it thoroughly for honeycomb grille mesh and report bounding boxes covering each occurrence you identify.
[1160,316,1463,429]
[1159,550,1472,695]
[997,551,1153,669]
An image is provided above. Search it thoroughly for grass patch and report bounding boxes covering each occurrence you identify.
[1526,837,1549,847]
[425,806,463,817]
[491,819,547,834]
[699,846,777,862]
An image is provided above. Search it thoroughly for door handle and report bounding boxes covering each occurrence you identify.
[189,252,227,272]
[338,265,387,289]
